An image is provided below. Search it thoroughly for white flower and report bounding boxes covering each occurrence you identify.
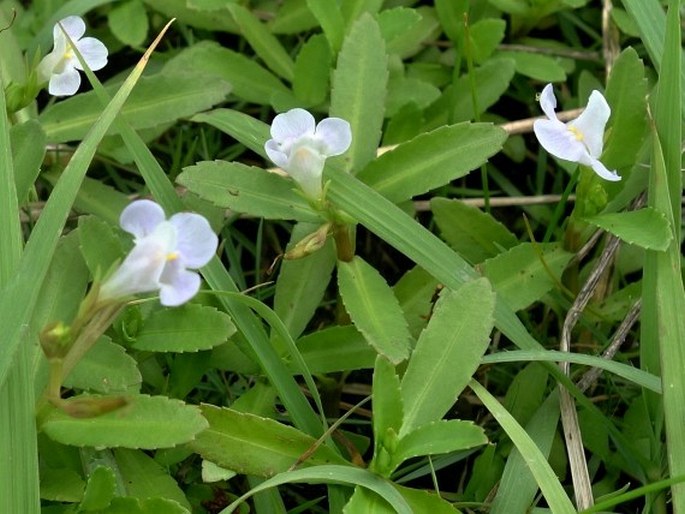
[265,108,352,199]
[533,84,620,182]
[37,15,108,97]
[98,200,218,307]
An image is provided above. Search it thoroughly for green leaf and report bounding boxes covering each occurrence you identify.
[114,449,191,510]
[584,208,672,251]
[498,51,567,82]
[434,0,468,43]
[603,47,648,170]
[189,405,349,477]
[293,34,331,106]
[345,484,458,513]
[470,381,576,514]
[306,0,345,52]
[64,336,142,394]
[39,72,231,144]
[41,395,208,449]
[400,279,495,435]
[376,8,422,51]
[469,19,507,63]
[177,161,321,222]
[80,466,116,511]
[268,0,319,34]
[432,197,518,263]
[330,13,388,174]
[78,216,124,278]
[274,222,336,339]
[164,42,290,106]
[385,76,441,117]
[481,243,572,311]
[133,304,236,352]
[297,325,376,373]
[108,0,149,47]
[10,120,46,203]
[85,496,188,514]
[224,465,411,514]
[190,108,270,157]
[358,123,506,203]
[384,6,441,58]
[392,420,487,470]
[393,266,439,339]
[39,467,85,502]
[340,0,383,26]
[227,4,295,81]
[338,256,412,364]
[371,356,403,474]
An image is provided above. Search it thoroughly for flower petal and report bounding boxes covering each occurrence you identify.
[568,90,610,158]
[587,157,621,182]
[48,68,81,96]
[54,16,86,43]
[265,139,289,168]
[74,37,108,71]
[120,200,166,239]
[159,266,201,306]
[37,52,62,83]
[169,213,218,268]
[539,83,558,121]
[98,236,167,301]
[315,117,352,156]
[270,108,316,142]
[286,145,325,198]
[533,118,586,163]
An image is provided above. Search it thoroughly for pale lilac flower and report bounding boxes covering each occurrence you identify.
[533,84,620,182]
[37,15,108,97]
[99,200,218,307]
[265,108,352,199]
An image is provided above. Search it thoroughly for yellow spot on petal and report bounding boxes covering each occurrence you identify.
[568,125,584,141]
[166,251,180,262]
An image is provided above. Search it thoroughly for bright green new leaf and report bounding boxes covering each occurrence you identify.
[469,19,507,63]
[391,419,487,471]
[481,243,572,311]
[189,406,349,477]
[338,256,412,364]
[39,467,85,502]
[330,13,388,174]
[432,197,518,263]
[400,279,495,435]
[177,161,321,222]
[357,123,506,203]
[41,395,208,449]
[306,0,345,52]
[434,0,468,43]
[10,120,46,203]
[341,0,383,26]
[133,305,236,352]
[39,72,231,143]
[584,208,672,251]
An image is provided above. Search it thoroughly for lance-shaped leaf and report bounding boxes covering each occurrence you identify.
[338,256,412,364]
[584,208,672,251]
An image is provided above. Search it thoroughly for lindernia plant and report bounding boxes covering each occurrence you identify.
[37,15,108,96]
[265,107,352,200]
[533,83,620,182]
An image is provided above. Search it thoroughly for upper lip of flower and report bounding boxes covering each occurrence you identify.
[264,108,352,199]
[37,15,109,97]
[533,83,621,182]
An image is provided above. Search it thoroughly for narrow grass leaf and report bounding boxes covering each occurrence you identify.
[227,4,295,81]
[338,256,412,364]
[330,13,388,174]
[470,380,576,514]
[400,279,495,435]
[222,465,411,514]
